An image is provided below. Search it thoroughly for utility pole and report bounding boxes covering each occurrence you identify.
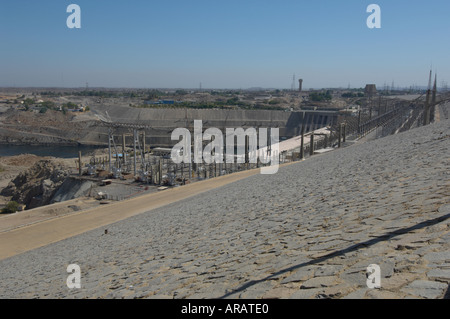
[423,70,433,126]
[358,110,362,135]
[122,134,126,167]
[133,129,137,176]
[338,124,342,148]
[108,128,113,172]
[142,131,146,162]
[300,112,305,160]
[78,151,82,176]
[342,123,346,143]
[431,73,437,122]
[378,96,382,116]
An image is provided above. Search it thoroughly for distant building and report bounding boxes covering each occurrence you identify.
[254,95,272,101]
[364,84,377,97]
[298,79,303,92]
[144,100,175,105]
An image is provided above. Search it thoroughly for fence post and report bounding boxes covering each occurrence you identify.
[343,123,346,143]
[309,133,315,156]
[300,130,305,160]
[159,159,162,185]
[78,151,82,176]
[358,110,362,136]
[338,124,342,148]
[122,134,126,166]
[150,164,153,184]
[245,135,250,170]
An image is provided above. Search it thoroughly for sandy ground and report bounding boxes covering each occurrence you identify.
[0,197,101,233]
[0,150,280,244]
[0,164,272,260]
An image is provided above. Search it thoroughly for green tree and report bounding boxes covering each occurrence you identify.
[40,101,56,109]
[175,90,188,95]
[23,98,35,106]
[310,92,332,102]
[268,99,281,105]
[67,102,78,108]
[1,201,20,214]
[226,97,239,104]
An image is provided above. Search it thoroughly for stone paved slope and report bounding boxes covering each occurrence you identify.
[0,120,449,299]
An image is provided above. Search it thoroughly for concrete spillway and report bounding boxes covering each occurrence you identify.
[91,105,339,147]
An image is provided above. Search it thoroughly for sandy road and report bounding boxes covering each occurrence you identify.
[0,164,290,261]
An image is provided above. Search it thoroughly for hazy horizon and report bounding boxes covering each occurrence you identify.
[1,0,449,89]
[0,85,436,91]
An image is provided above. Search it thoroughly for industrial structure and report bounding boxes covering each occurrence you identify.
[364,84,377,97]
[72,71,445,195]
[92,106,340,147]
[298,79,303,92]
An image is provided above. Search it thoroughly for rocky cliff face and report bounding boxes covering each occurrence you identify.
[1,160,69,209]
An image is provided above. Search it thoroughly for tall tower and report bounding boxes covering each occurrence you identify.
[423,70,433,126]
[431,73,437,123]
[432,73,437,104]
[298,79,303,92]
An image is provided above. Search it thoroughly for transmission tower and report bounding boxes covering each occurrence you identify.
[423,70,433,125]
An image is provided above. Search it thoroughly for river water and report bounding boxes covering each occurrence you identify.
[0,145,104,159]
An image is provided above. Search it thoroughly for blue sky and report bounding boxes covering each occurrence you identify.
[1,0,449,89]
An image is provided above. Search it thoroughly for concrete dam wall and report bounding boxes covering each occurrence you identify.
[91,105,339,148]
